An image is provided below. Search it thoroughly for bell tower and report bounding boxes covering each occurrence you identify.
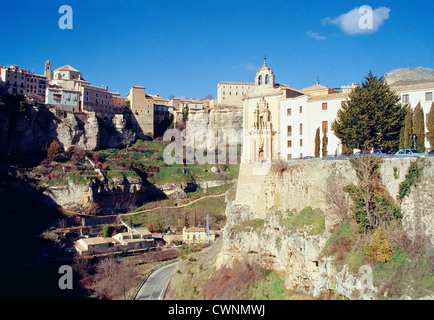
[255,58,275,87]
[45,60,52,80]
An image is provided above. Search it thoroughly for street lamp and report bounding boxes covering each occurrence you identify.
[412,134,417,149]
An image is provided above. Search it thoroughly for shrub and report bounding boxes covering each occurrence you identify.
[365,228,393,263]
[46,141,62,161]
[397,158,425,201]
[270,159,289,175]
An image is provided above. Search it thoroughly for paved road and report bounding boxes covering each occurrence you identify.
[135,262,178,300]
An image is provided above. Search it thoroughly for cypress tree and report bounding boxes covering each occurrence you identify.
[322,131,328,158]
[314,127,321,157]
[403,106,413,149]
[413,102,425,151]
[331,71,405,153]
[426,102,434,150]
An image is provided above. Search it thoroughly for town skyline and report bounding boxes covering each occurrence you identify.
[0,0,433,99]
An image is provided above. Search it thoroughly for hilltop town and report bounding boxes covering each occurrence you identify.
[1,60,433,300]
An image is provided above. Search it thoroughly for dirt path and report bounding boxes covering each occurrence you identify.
[122,193,226,216]
[61,193,226,217]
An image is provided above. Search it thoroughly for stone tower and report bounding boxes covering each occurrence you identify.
[45,60,52,80]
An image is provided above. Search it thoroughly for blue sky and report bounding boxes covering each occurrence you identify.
[0,0,433,99]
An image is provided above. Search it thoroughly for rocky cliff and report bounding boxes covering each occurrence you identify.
[216,158,434,299]
[185,106,243,143]
[44,176,236,214]
[0,104,129,156]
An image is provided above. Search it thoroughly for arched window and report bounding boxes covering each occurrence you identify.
[265,74,269,84]
[258,75,262,85]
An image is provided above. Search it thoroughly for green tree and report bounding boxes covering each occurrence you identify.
[331,71,405,153]
[322,130,328,158]
[314,127,320,157]
[427,102,434,149]
[403,106,413,149]
[413,102,425,151]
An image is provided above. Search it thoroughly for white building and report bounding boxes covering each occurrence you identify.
[280,80,434,160]
[280,84,355,159]
[389,82,434,149]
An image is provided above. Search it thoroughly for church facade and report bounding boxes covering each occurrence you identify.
[241,60,303,163]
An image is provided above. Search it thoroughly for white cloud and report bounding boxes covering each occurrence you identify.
[306,30,327,40]
[322,6,390,35]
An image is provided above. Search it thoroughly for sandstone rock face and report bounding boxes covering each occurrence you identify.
[0,105,129,155]
[401,161,434,245]
[184,107,243,144]
[216,158,434,299]
[44,177,236,214]
[56,113,100,151]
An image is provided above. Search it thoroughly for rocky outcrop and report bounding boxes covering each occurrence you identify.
[0,105,129,156]
[44,177,236,214]
[184,107,243,143]
[56,112,101,151]
[216,158,434,299]
[385,68,434,86]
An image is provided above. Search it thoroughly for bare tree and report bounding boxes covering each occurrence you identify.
[121,129,135,152]
[325,174,352,227]
[93,257,139,300]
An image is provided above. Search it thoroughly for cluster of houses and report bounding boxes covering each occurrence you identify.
[74,226,217,256]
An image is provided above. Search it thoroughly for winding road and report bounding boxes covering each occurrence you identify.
[134,261,178,300]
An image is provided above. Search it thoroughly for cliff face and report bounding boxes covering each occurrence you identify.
[185,107,243,143]
[216,158,434,299]
[0,105,128,156]
[44,177,236,214]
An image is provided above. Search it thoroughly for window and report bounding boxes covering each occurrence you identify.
[287,154,292,160]
[299,123,303,135]
[287,126,292,137]
[258,75,262,85]
[426,92,433,101]
[300,139,303,147]
[300,153,303,158]
[402,94,409,103]
[299,106,302,113]
[322,102,328,110]
[287,140,292,148]
[322,121,328,133]
[287,108,292,116]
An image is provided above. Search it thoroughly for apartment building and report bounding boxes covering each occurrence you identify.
[0,64,48,101]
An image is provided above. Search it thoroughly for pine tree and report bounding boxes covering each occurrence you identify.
[403,106,413,149]
[413,102,425,151]
[314,127,320,157]
[331,71,405,153]
[427,102,434,150]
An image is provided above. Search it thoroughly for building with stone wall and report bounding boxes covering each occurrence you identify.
[127,86,155,138]
[0,64,48,102]
[217,82,254,106]
[241,60,303,163]
[49,63,125,117]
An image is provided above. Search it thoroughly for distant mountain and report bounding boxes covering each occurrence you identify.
[385,67,434,86]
